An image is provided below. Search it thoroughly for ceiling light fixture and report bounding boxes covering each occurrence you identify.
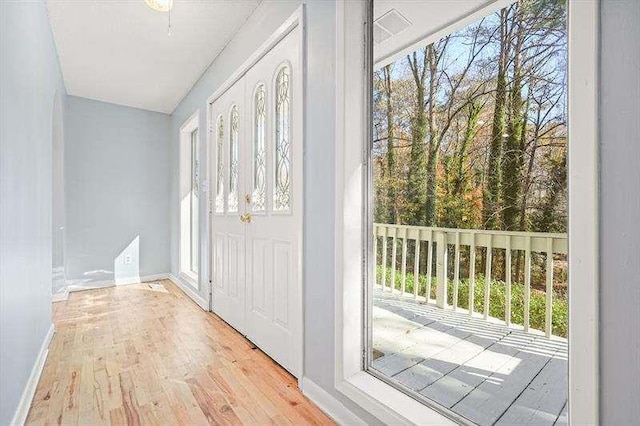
[145,0,173,12]
[144,0,173,36]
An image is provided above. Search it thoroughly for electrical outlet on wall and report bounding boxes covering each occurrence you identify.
[124,254,132,265]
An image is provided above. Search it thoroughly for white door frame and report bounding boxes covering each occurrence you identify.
[206,6,306,380]
[334,1,599,424]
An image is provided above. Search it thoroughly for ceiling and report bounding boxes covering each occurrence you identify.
[46,0,261,114]
[373,0,512,68]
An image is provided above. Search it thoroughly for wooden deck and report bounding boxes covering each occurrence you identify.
[372,289,568,426]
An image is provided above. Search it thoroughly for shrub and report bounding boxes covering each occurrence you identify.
[375,265,568,337]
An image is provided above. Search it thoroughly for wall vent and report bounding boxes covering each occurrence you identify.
[374,9,412,44]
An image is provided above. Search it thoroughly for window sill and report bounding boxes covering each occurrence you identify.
[337,371,458,426]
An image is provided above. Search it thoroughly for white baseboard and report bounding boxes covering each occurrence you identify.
[52,288,69,302]
[114,273,170,286]
[300,377,366,426]
[63,273,209,311]
[66,273,171,293]
[167,274,209,311]
[11,324,55,426]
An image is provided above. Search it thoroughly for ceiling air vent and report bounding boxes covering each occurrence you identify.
[374,9,412,44]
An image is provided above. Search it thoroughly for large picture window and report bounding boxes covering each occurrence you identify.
[367,1,569,424]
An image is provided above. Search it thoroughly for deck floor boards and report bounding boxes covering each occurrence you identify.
[373,289,568,426]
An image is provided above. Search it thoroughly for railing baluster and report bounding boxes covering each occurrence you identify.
[391,230,398,293]
[469,233,476,316]
[413,234,420,300]
[372,224,567,337]
[545,238,554,337]
[524,236,532,332]
[401,230,408,295]
[373,225,378,286]
[435,231,448,308]
[453,232,460,310]
[484,234,493,320]
[505,236,512,326]
[426,230,433,301]
[381,227,388,291]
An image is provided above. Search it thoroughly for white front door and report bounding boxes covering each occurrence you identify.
[211,79,248,334]
[210,25,302,377]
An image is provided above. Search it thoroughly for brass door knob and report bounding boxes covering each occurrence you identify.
[240,213,252,223]
[245,194,251,204]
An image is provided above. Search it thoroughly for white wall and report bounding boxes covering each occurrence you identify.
[0,1,66,423]
[599,0,640,423]
[65,96,171,287]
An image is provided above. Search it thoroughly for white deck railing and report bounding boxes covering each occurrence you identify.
[373,223,567,337]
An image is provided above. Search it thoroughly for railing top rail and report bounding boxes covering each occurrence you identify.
[373,223,567,240]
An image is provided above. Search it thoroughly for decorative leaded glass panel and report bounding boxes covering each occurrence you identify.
[274,66,291,212]
[215,115,224,213]
[228,105,239,213]
[253,85,267,212]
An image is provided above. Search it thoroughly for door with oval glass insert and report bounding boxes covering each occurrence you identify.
[210,25,302,378]
[210,79,247,334]
[242,26,302,377]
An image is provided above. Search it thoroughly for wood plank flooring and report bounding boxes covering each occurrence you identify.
[26,280,333,426]
[372,289,568,426]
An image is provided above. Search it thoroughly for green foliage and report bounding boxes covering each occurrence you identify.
[376,264,567,337]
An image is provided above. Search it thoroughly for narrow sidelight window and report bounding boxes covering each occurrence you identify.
[215,115,225,214]
[228,105,239,213]
[253,84,267,212]
[274,65,291,212]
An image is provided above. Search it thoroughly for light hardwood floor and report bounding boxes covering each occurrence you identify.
[26,280,333,425]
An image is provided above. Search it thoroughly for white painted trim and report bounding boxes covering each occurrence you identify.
[10,324,55,426]
[300,377,366,426]
[567,0,599,424]
[205,6,304,107]
[179,110,200,133]
[66,273,170,293]
[179,110,201,287]
[337,372,457,426]
[52,288,69,302]
[168,274,209,311]
[335,0,599,424]
[374,0,514,70]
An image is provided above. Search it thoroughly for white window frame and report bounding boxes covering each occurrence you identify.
[334,0,599,424]
[179,110,200,288]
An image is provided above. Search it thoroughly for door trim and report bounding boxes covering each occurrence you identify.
[206,6,306,380]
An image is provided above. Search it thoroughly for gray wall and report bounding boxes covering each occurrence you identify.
[52,92,66,295]
[65,96,171,286]
[0,1,66,423]
[169,1,378,422]
[599,0,640,423]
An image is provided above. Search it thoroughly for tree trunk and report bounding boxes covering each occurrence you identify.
[502,5,526,231]
[383,65,397,223]
[405,50,429,226]
[483,8,510,230]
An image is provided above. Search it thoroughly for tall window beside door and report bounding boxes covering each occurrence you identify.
[179,112,200,286]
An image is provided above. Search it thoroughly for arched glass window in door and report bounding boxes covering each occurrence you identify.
[274,65,291,212]
[253,84,267,212]
[228,105,239,213]
[215,115,224,214]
